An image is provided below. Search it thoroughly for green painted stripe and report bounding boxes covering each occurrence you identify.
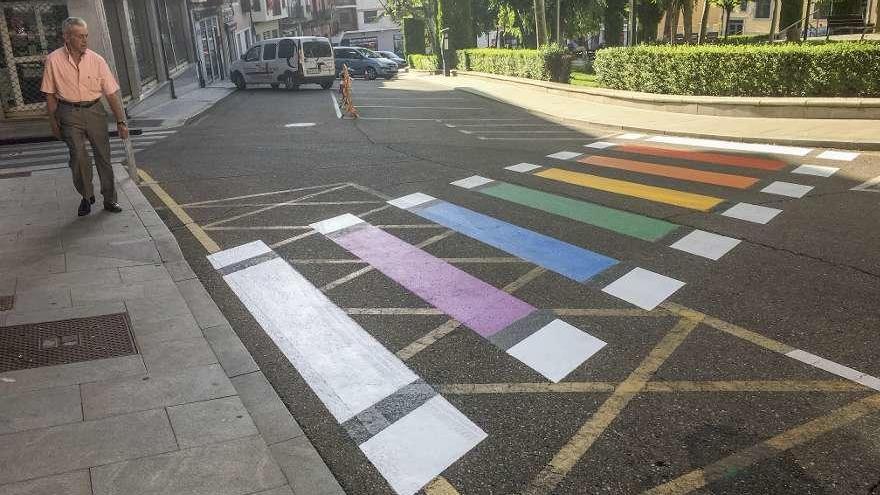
[480,182,679,242]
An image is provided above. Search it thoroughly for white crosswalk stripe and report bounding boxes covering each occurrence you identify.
[0,130,175,169]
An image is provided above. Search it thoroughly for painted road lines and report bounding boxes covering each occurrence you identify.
[506,163,543,173]
[816,150,859,161]
[576,155,760,189]
[608,144,787,171]
[760,181,814,198]
[387,193,619,282]
[617,133,646,140]
[785,350,880,390]
[208,241,486,494]
[528,167,725,211]
[1,149,142,166]
[669,230,741,261]
[312,214,607,382]
[451,176,679,242]
[602,268,686,310]
[547,151,583,160]
[720,202,782,224]
[646,135,813,157]
[851,175,880,192]
[791,164,839,177]
[584,141,617,149]
[440,380,867,394]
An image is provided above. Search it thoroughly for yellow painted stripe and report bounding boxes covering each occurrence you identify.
[661,302,795,354]
[138,170,220,254]
[424,477,461,495]
[441,380,865,395]
[535,168,724,211]
[523,316,704,495]
[643,394,880,495]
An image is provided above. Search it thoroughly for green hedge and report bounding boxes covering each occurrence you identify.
[408,54,440,71]
[594,42,880,97]
[403,18,426,55]
[456,45,572,82]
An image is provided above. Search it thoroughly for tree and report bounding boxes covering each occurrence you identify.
[697,0,710,42]
[711,0,738,37]
[681,0,694,42]
[534,0,549,45]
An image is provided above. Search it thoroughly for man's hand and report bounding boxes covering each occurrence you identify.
[50,119,62,140]
[117,121,129,140]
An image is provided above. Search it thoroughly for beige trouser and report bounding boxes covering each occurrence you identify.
[58,101,117,203]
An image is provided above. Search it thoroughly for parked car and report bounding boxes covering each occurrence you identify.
[377,50,407,69]
[230,36,335,90]
[333,47,398,80]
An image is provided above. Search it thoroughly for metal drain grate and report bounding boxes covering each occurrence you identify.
[0,313,137,372]
[0,295,12,311]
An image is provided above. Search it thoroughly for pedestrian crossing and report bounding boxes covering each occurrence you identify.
[0,129,177,171]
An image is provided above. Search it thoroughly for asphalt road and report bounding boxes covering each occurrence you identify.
[127,74,880,495]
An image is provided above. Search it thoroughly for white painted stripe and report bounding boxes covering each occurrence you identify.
[506,319,606,383]
[617,133,646,140]
[359,105,484,110]
[444,123,456,128]
[761,181,813,198]
[215,246,418,422]
[816,150,859,161]
[669,230,741,261]
[601,267,685,311]
[855,375,880,391]
[360,396,487,495]
[478,137,589,141]
[721,202,782,224]
[505,163,542,173]
[459,130,473,134]
[388,192,436,210]
[450,176,494,189]
[584,141,617,150]
[791,164,839,177]
[285,122,316,127]
[851,175,880,192]
[0,149,141,166]
[647,135,812,157]
[331,93,343,119]
[547,151,583,160]
[207,240,271,269]
[309,213,365,234]
[786,349,876,385]
[140,129,179,135]
[0,136,161,153]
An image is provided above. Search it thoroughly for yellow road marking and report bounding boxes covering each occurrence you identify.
[440,380,866,395]
[535,168,724,211]
[138,170,220,254]
[662,302,795,354]
[523,316,704,495]
[555,308,665,317]
[424,476,461,495]
[643,394,880,495]
[203,184,351,228]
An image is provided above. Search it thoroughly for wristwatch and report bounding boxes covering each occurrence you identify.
[117,121,127,126]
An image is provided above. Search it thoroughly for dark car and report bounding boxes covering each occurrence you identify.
[377,50,407,69]
[333,47,398,80]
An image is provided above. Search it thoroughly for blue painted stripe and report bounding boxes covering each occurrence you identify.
[412,201,618,282]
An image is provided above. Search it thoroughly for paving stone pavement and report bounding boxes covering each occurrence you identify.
[0,164,345,495]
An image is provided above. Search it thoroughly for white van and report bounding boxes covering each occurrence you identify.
[230,36,335,90]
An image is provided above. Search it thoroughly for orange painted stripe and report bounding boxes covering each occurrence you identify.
[577,155,759,189]
[617,144,787,171]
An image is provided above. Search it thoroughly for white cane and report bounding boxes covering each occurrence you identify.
[123,135,138,184]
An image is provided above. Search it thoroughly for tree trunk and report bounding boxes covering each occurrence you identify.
[724,7,731,38]
[769,0,781,39]
[535,0,549,46]
[697,0,710,42]
[682,0,694,43]
[670,6,680,42]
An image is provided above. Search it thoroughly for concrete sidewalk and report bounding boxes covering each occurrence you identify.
[0,165,344,495]
[412,72,880,150]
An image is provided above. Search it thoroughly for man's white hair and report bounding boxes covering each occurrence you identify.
[62,17,87,34]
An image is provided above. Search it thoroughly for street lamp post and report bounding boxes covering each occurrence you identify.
[439,27,449,76]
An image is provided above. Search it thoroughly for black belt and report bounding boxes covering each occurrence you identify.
[59,99,100,108]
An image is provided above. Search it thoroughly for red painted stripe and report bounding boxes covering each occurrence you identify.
[578,155,759,189]
[617,144,787,171]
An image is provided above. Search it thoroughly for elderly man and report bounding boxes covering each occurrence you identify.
[41,17,127,216]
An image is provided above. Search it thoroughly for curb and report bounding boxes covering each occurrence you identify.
[454,86,880,151]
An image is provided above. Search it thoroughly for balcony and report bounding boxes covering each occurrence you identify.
[248,0,289,22]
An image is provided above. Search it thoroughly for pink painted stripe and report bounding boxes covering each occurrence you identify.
[332,224,536,336]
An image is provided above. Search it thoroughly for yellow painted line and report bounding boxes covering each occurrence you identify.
[138,170,220,254]
[424,476,461,495]
[554,308,664,318]
[535,168,724,211]
[523,316,704,495]
[441,380,865,395]
[662,302,795,354]
[643,394,880,495]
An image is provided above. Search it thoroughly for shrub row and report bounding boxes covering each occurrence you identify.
[594,42,880,97]
[407,54,440,71]
[456,45,572,82]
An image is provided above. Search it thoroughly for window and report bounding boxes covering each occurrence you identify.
[304,40,333,58]
[244,45,262,61]
[739,0,748,11]
[278,39,296,58]
[727,19,744,34]
[363,10,378,23]
[252,0,262,11]
[263,43,277,60]
[272,29,279,38]
[755,0,771,18]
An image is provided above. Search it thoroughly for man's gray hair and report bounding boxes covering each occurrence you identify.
[62,17,87,34]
